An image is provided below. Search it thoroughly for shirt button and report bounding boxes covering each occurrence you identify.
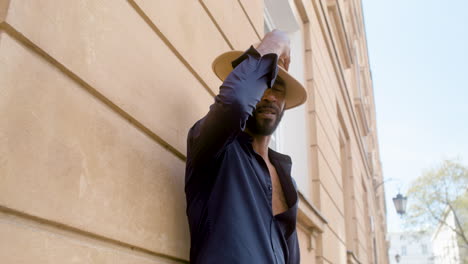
[268,185,272,191]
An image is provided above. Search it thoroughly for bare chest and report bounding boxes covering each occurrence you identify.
[266,162,288,215]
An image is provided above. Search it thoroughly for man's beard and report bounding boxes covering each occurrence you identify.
[246,104,284,136]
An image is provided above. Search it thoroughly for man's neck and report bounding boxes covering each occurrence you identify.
[245,129,271,161]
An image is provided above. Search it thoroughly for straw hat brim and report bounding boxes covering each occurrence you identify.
[211,50,307,110]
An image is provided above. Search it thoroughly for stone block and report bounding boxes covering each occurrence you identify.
[0,33,189,259]
[321,226,347,264]
[238,0,263,37]
[314,81,339,136]
[316,151,344,214]
[315,120,341,189]
[0,214,183,264]
[4,0,214,154]
[132,0,229,95]
[201,0,259,49]
[319,184,345,242]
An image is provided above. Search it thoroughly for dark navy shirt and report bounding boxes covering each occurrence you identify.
[185,46,300,264]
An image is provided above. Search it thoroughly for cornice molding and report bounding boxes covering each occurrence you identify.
[347,250,362,264]
[297,191,328,233]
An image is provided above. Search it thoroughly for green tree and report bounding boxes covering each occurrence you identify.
[404,159,468,249]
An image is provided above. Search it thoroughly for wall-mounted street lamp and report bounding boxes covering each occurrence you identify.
[392,193,407,216]
[373,178,408,216]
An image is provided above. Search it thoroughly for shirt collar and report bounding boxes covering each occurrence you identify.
[238,131,292,165]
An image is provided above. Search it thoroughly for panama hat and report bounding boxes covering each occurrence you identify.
[211,47,307,110]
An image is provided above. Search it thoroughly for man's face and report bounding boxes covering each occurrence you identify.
[246,80,286,136]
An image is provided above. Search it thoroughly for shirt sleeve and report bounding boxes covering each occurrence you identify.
[187,46,279,167]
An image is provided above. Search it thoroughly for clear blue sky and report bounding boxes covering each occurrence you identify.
[361,0,468,232]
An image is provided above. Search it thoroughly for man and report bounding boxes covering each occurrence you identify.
[185,30,307,264]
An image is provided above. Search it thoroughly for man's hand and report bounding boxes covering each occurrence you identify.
[256,29,291,71]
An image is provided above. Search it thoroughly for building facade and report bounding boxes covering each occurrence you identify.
[388,232,434,264]
[432,209,467,264]
[0,0,388,263]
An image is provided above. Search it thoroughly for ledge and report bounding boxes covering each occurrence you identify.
[297,191,328,233]
[354,96,370,136]
[347,250,362,264]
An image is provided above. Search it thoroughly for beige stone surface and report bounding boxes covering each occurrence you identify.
[309,83,339,163]
[4,0,213,154]
[308,16,330,67]
[313,62,339,119]
[297,227,316,263]
[319,184,346,241]
[132,0,229,95]
[299,0,317,25]
[0,213,183,264]
[313,83,339,141]
[238,0,263,37]
[357,240,369,263]
[321,226,347,264]
[310,163,322,208]
[313,86,335,127]
[309,22,341,112]
[304,49,314,81]
[316,119,341,185]
[307,114,319,149]
[0,33,189,259]
[0,0,10,22]
[316,152,345,214]
[0,0,390,262]
[201,0,259,49]
[356,219,368,247]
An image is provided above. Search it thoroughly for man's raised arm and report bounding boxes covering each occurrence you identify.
[187,30,290,167]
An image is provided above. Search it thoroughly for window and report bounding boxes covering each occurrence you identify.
[326,0,352,68]
[422,244,428,255]
[264,0,310,195]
